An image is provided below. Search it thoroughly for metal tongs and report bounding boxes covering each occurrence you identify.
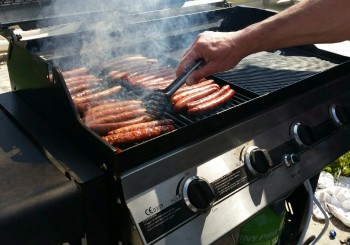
[144,58,205,117]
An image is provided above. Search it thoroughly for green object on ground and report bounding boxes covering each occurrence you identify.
[237,202,286,245]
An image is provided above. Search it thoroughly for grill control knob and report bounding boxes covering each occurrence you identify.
[330,104,350,126]
[245,146,273,176]
[182,176,216,213]
[283,153,301,167]
[291,123,314,147]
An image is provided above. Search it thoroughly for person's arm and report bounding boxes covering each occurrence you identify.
[176,0,350,85]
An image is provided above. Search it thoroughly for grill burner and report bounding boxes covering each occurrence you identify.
[2,4,350,245]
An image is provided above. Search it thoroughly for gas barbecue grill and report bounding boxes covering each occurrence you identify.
[1,2,350,244]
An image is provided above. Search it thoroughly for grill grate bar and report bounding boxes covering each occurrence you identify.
[214,50,337,95]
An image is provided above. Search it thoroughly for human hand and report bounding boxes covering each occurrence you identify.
[176,31,247,85]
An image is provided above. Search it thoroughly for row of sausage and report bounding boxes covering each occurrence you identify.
[57,54,236,149]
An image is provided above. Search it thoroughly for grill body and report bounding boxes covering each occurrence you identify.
[1,4,350,245]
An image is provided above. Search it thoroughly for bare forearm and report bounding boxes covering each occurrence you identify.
[176,0,350,84]
[240,0,350,56]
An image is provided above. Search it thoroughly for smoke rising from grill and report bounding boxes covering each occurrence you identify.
[36,0,213,137]
[38,0,209,70]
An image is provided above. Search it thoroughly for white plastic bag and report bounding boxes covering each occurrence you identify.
[313,172,350,228]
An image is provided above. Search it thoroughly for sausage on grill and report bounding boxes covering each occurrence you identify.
[71,87,102,99]
[102,125,175,145]
[187,88,235,115]
[173,85,220,112]
[92,108,147,124]
[85,100,143,114]
[107,119,174,135]
[77,99,126,114]
[83,104,143,122]
[173,79,214,94]
[86,115,154,135]
[73,85,122,104]
[109,72,128,81]
[66,77,103,88]
[61,67,89,78]
[186,85,231,108]
[68,81,103,95]
[65,75,97,83]
[171,84,220,104]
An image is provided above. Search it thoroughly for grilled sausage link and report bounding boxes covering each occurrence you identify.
[83,104,143,122]
[65,75,97,84]
[187,88,235,115]
[92,108,147,124]
[171,84,220,104]
[173,79,214,94]
[66,78,103,89]
[107,119,174,135]
[173,86,220,112]
[61,67,88,78]
[73,85,122,104]
[86,115,154,135]
[68,80,104,96]
[186,85,231,108]
[84,100,143,114]
[71,87,102,99]
[102,125,175,145]
[76,99,133,114]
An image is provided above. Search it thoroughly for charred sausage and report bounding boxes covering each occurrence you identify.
[73,85,122,104]
[173,79,214,94]
[186,85,231,108]
[83,104,143,122]
[102,125,175,145]
[65,75,96,83]
[68,80,103,95]
[107,119,174,135]
[173,86,220,112]
[86,115,154,135]
[85,100,143,114]
[171,84,220,104]
[66,78,103,89]
[187,88,235,115]
[61,67,88,78]
[76,99,138,114]
[71,87,102,99]
[92,108,147,124]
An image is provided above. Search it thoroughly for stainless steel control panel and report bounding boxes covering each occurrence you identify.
[122,74,350,245]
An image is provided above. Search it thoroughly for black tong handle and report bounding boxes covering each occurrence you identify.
[164,58,205,96]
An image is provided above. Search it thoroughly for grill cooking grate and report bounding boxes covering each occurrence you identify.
[214,50,338,95]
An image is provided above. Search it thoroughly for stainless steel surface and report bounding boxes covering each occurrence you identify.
[122,70,350,244]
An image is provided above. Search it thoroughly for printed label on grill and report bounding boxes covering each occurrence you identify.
[212,166,250,200]
[139,201,195,243]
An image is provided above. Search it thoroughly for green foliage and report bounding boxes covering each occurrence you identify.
[323,151,350,178]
